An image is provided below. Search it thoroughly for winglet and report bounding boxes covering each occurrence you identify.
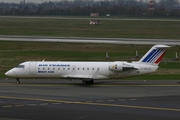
[138,45,170,65]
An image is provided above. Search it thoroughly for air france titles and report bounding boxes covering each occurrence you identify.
[38,64,70,73]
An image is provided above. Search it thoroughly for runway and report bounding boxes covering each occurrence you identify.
[0,35,180,45]
[1,79,180,120]
[1,16,180,22]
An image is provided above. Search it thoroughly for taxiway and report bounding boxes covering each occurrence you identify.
[0,35,180,45]
[0,79,180,120]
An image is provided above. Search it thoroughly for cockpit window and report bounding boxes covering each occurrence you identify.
[15,65,25,68]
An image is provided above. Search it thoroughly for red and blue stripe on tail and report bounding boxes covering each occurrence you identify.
[139,45,170,65]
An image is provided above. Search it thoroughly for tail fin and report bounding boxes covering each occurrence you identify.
[138,45,170,65]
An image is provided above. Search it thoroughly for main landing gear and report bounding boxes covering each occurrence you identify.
[82,80,94,85]
[16,78,20,84]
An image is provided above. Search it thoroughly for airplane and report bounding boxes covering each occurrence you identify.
[5,44,170,84]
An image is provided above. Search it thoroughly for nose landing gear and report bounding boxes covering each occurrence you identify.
[16,78,20,84]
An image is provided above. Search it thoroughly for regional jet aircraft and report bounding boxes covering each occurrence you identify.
[5,45,170,84]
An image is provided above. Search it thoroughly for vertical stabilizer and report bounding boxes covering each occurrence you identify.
[138,45,170,65]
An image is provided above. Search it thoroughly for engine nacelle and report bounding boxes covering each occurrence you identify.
[109,62,136,71]
[109,62,123,71]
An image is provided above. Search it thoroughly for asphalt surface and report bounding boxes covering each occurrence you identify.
[1,79,180,120]
[0,35,180,45]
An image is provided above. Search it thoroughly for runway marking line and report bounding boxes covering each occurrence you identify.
[0,83,180,87]
[129,99,137,101]
[52,103,61,105]
[1,95,180,112]
[96,100,104,102]
[15,104,24,107]
[85,101,93,103]
[3,105,12,108]
[27,104,37,106]
[40,103,49,106]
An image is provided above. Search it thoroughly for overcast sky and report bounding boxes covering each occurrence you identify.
[0,0,167,4]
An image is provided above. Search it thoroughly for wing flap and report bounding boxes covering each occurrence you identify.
[63,69,100,80]
[63,75,93,79]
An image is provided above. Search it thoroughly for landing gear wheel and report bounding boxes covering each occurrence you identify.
[89,80,94,84]
[16,81,20,84]
[82,80,94,85]
[85,81,90,85]
[16,78,20,84]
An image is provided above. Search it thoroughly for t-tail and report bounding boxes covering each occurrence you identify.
[138,45,170,65]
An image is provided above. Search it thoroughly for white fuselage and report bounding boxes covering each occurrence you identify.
[5,61,158,80]
[5,45,170,84]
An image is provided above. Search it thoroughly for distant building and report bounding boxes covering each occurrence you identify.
[147,0,155,16]
[90,13,99,17]
[148,0,155,11]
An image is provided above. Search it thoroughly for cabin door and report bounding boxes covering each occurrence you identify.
[29,62,36,75]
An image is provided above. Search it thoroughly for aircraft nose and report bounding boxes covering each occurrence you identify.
[5,71,10,76]
[5,70,14,76]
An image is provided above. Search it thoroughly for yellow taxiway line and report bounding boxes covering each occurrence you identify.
[0,95,180,112]
[0,83,179,87]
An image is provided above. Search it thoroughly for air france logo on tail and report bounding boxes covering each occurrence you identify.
[142,48,167,64]
[139,45,170,65]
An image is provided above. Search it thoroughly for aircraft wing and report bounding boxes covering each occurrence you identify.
[62,69,99,80]
[62,75,93,80]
